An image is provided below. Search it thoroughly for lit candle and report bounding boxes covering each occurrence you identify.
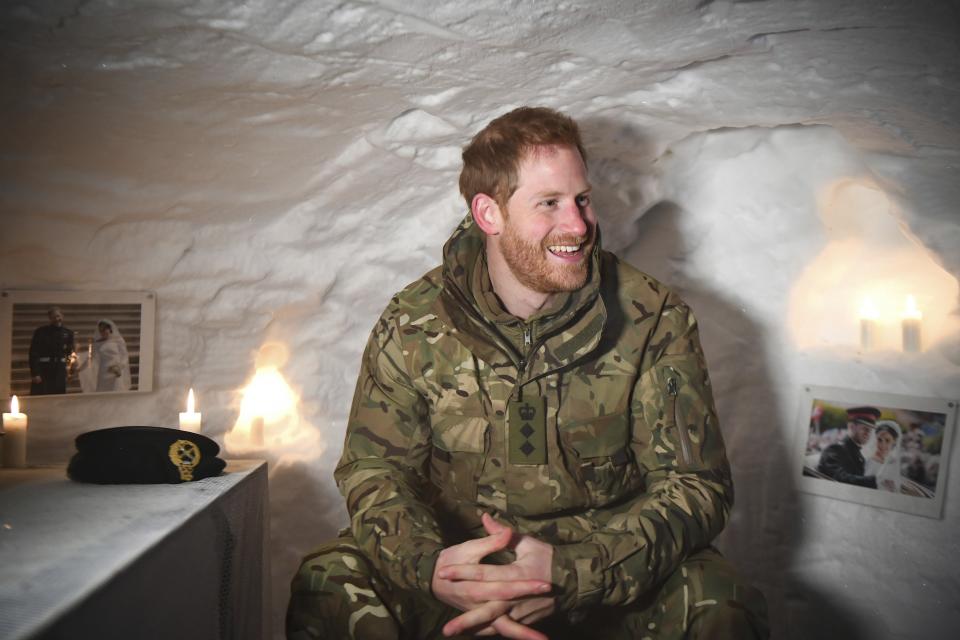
[902,295,922,353]
[859,296,879,351]
[179,388,202,433]
[2,395,28,468]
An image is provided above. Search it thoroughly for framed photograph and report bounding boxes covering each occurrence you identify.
[796,384,957,518]
[0,290,156,401]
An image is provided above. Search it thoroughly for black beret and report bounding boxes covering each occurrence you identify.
[67,426,226,484]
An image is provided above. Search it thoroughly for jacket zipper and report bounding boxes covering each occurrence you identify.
[517,325,532,400]
[666,368,694,467]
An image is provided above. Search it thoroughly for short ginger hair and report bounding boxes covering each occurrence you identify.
[459,106,587,210]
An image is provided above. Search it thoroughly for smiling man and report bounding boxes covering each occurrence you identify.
[477,143,595,318]
[288,107,768,639]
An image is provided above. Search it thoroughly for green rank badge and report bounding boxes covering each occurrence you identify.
[508,395,546,465]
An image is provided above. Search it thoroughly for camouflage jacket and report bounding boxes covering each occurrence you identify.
[335,214,732,612]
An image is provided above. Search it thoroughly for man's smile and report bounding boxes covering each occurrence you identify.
[545,236,589,261]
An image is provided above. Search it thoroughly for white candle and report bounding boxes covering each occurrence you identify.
[2,395,28,468]
[859,296,879,351]
[179,388,202,433]
[251,416,264,447]
[902,295,922,352]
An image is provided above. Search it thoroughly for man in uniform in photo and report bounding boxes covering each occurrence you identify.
[29,306,76,395]
[816,406,880,488]
[288,107,769,639]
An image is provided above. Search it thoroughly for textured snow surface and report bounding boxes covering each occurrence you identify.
[2,1,959,638]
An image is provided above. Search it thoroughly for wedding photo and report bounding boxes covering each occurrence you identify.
[0,290,155,399]
[796,385,956,518]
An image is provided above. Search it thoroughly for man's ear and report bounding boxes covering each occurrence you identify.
[471,193,504,236]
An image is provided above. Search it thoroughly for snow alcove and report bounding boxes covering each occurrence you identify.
[2,1,958,638]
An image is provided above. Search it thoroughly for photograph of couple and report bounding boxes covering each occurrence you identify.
[5,301,143,397]
[802,394,949,508]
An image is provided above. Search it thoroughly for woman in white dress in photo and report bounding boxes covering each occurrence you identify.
[864,420,902,493]
[77,319,131,392]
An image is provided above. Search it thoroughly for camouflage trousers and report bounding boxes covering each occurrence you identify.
[287,534,768,640]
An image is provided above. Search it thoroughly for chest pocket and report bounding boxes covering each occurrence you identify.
[559,412,642,508]
[429,415,489,501]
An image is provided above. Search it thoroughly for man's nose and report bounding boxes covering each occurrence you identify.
[558,199,588,236]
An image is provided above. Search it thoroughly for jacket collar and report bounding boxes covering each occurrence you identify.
[436,214,606,376]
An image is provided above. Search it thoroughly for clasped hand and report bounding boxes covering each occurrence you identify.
[431,513,557,639]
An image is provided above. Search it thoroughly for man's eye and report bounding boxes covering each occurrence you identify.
[576,194,591,207]
[541,199,558,208]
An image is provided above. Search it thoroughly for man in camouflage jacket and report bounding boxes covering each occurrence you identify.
[288,107,768,639]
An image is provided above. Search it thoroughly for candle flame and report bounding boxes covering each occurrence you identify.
[787,178,959,350]
[226,341,323,459]
[228,367,301,450]
[240,367,296,423]
[859,296,880,321]
[903,294,922,320]
[187,388,196,413]
[10,395,19,414]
